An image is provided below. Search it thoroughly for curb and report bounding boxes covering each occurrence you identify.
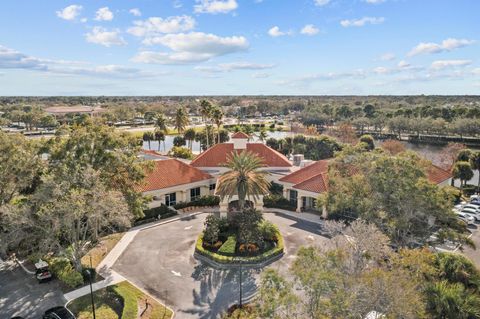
[194,251,284,270]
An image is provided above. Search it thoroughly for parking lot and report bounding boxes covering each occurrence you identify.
[0,259,65,319]
[112,212,329,319]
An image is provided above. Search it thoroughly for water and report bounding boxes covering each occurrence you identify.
[141,130,294,154]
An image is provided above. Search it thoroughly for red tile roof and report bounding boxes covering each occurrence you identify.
[190,143,292,168]
[427,164,452,185]
[279,160,329,184]
[231,132,250,139]
[279,159,449,194]
[138,159,212,192]
[293,173,329,193]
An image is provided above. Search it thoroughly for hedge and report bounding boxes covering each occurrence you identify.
[263,194,296,211]
[173,195,220,210]
[195,231,284,264]
[218,236,237,256]
[135,205,177,226]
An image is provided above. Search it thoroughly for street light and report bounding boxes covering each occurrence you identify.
[85,269,96,319]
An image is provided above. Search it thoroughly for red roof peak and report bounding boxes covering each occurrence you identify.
[232,132,249,139]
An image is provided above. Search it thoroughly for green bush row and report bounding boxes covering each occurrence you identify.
[217,236,237,256]
[263,194,296,211]
[195,231,284,264]
[135,205,177,225]
[48,257,84,288]
[173,195,220,210]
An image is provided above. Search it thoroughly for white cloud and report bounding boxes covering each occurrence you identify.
[473,68,480,75]
[95,7,114,21]
[397,60,411,68]
[195,61,275,73]
[301,24,320,36]
[364,0,385,3]
[380,53,395,61]
[314,0,330,6]
[431,60,472,70]
[194,0,238,14]
[0,45,155,79]
[132,32,249,64]
[128,16,195,37]
[408,38,475,56]
[56,5,83,21]
[173,0,183,8]
[268,26,292,37]
[373,66,390,74]
[129,8,142,17]
[252,72,271,78]
[280,69,367,86]
[85,27,126,47]
[340,17,385,27]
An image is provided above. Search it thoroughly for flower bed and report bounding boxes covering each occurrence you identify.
[195,231,284,265]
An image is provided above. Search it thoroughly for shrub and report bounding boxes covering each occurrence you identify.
[259,220,279,241]
[48,257,84,288]
[169,146,193,159]
[135,205,177,225]
[264,194,296,211]
[203,215,220,245]
[218,236,237,256]
[233,209,264,245]
[173,195,220,210]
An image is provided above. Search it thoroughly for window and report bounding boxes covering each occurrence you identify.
[209,183,216,191]
[289,190,298,205]
[190,187,201,201]
[165,192,176,206]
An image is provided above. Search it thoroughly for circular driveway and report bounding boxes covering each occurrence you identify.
[113,212,329,319]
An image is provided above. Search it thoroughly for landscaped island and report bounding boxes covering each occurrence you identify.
[195,210,284,265]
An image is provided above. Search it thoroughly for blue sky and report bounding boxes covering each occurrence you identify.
[0,0,478,95]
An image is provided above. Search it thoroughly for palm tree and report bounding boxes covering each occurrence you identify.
[258,128,268,142]
[216,151,271,211]
[452,161,474,189]
[154,129,165,151]
[211,106,224,144]
[142,131,154,149]
[184,128,196,151]
[426,281,480,319]
[155,114,168,133]
[470,151,480,192]
[174,107,190,134]
[200,100,213,149]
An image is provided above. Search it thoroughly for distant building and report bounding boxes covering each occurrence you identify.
[45,106,105,117]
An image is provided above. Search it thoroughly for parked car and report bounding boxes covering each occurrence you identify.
[463,204,480,213]
[35,260,52,283]
[456,211,475,225]
[43,307,76,319]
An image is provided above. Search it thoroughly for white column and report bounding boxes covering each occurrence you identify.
[283,188,289,199]
[296,195,302,213]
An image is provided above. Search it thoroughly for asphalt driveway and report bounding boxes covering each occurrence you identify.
[0,260,65,319]
[113,212,329,319]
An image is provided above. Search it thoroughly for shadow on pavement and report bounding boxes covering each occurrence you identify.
[179,263,259,319]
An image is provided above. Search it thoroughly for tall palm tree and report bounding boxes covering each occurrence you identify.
[200,100,213,149]
[174,107,190,134]
[184,128,196,151]
[216,151,271,211]
[155,114,168,133]
[470,151,480,192]
[142,131,154,149]
[211,106,224,144]
[258,128,268,142]
[154,129,165,151]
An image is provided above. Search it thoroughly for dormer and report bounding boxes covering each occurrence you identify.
[231,131,249,149]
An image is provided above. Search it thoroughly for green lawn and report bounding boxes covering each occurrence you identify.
[67,281,173,319]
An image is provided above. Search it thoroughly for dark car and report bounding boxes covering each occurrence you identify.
[43,306,76,319]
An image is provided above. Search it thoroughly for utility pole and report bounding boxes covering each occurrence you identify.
[239,263,243,308]
[86,268,96,319]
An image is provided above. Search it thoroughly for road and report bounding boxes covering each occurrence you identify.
[0,260,65,319]
[112,212,328,319]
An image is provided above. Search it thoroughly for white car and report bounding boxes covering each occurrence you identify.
[462,208,480,221]
[456,211,475,225]
[464,204,480,213]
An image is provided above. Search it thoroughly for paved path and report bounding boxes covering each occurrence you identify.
[112,212,328,319]
[0,260,65,319]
